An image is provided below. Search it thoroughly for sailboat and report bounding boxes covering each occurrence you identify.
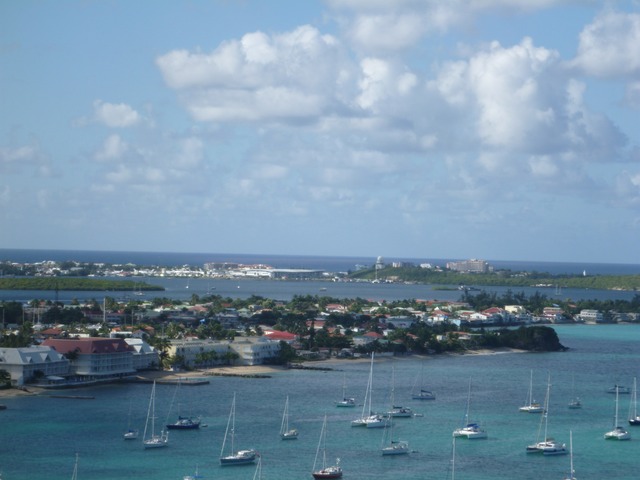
[526,374,567,455]
[411,360,436,400]
[166,380,201,430]
[220,392,257,465]
[386,364,413,418]
[453,379,487,439]
[604,385,631,440]
[628,376,640,425]
[381,367,409,455]
[142,381,169,449]
[520,370,544,413]
[563,431,576,480]
[123,397,139,440]
[351,353,384,427]
[71,453,79,480]
[312,414,343,479]
[335,373,356,407]
[280,395,298,440]
[568,375,582,409]
[183,465,202,480]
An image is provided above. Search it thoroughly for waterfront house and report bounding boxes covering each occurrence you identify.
[0,346,70,386]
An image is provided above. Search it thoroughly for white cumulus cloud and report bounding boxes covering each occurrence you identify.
[572,10,640,78]
[156,25,353,123]
[93,100,141,127]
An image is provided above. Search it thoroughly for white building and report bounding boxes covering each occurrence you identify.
[0,346,70,386]
[168,336,281,367]
[231,336,281,366]
[579,309,604,323]
[124,338,159,370]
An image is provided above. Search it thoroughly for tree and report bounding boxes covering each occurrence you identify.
[0,369,11,389]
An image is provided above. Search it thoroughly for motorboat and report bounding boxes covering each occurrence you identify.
[166,416,201,430]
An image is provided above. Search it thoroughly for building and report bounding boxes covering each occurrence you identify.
[231,336,281,365]
[446,259,493,273]
[42,337,136,382]
[0,346,70,386]
[124,338,159,370]
[168,336,281,367]
[578,309,604,323]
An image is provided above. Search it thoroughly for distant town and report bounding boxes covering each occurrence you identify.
[1,257,638,393]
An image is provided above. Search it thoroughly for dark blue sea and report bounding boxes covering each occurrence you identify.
[1,325,639,479]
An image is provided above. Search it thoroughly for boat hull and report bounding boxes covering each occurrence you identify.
[312,468,342,479]
[220,451,257,466]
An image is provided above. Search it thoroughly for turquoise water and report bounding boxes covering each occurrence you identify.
[1,324,639,479]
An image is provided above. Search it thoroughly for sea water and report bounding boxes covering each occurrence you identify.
[1,324,639,479]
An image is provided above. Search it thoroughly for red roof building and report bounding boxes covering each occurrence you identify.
[41,337,135,380]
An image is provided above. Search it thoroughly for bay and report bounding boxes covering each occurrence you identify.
[1,324,639,479]
[1,276,638,305]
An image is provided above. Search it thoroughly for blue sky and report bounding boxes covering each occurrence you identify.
[1,0,639,264]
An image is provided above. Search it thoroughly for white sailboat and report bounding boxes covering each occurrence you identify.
[312,414,343,479]
[453,379,487,439]
[335,373,356,407]
[526,374,567,455]
[142,381,169,449]
[220,392,257,465]
[628,376,640,425]
[381,368,409,456]
[351,353,384,427]
[568,375,582,409]
[280,395,298,440]
[604,385,631,440]
[123,397,139,440]
[520,369,544,413]
[411,360,436,400]
[562,431,576,480]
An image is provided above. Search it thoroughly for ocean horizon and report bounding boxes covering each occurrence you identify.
[2,248,640,276]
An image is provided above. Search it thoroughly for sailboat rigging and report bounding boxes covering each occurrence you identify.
[142,380,169,449]
[165,379,201,430]
[280,395,298,440]
[453,378,487,439]
[335,372,356,407]
[604,385,631,440]
[312,414,343,479]
[381,365,409,455]
[628,376,640,425]
[123,397,139,440]
[520,369,544,413]
[526,373,566,455]
[411,360,436,400]
[220,392,257,465]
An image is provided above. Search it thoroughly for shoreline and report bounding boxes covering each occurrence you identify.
[0,348,524,399]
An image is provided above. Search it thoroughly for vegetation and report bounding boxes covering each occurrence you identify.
[349,266,640,291]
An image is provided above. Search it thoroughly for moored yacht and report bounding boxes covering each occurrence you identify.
[604,385,631,440]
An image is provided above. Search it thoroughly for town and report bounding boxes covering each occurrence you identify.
[1,277,636,391]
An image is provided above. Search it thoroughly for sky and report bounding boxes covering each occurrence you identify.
[1,0,640,265]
